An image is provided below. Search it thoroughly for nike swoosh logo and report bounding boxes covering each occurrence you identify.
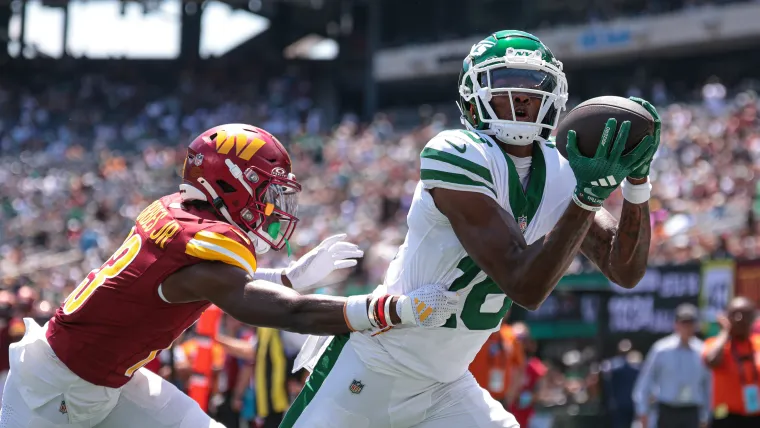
[444,139,467,153]
[584,187,598,197]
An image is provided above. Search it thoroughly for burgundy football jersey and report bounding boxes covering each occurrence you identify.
[46,193,258,388]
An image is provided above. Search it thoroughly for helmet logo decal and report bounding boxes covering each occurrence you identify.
[469,40,495,58]
[193,153,204,166]
[271,167,287,177]
[214,130,267,161]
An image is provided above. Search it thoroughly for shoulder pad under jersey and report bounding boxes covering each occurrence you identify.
[420,129,497,199]
[184,223,257,276]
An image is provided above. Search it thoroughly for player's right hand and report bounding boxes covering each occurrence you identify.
[567,118,654,211]
[627,97,661,180]
[284,234,364,290]
[397,284,459,328]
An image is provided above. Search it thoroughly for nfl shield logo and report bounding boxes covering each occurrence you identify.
[349,379,364,394]
[194,154,204,166]
[518,215,528,233]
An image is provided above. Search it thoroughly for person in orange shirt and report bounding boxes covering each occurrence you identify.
[180,334,227,403]
[470,318,526,407]
[703,297,760,428]
[509,322,547,428]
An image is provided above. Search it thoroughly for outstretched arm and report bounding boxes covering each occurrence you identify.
[581,178,651,288]
[431,187,594,310]
[161,262,459,335]
[162,262,390,335]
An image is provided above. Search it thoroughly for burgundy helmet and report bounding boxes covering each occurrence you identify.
[180,124,301,253]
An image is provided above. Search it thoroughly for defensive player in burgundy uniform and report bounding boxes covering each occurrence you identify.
[0,124,459,427]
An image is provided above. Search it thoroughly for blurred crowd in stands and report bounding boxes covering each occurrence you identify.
[0,62,760,425]
[0,2,758,427]
[2,68,760,305]
[577,0,754,27]
[379,0,757,49]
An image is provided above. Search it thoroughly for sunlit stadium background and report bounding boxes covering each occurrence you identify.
[3,0,760,427]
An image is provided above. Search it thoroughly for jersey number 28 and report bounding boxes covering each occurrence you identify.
[443,256,512,330]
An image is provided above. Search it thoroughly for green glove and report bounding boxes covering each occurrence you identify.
[627,97,661,180]
[568,118,655,210]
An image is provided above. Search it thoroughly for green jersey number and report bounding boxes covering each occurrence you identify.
[443,256,512,330]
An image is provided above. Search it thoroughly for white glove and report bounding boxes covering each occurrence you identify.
[285,234,364,290]
[397,284,460,328]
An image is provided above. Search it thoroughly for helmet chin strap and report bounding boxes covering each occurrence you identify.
[180,177,291,256]
[492,123,541,146]
[252,234,271,255]
[181,180,270,253]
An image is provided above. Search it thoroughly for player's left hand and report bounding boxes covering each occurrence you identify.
[397,284,460,328]
[284,234,364,290]
[627,97,661,180]
[567,119,653,209]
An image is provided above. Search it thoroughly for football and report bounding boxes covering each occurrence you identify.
[555,96,655,160]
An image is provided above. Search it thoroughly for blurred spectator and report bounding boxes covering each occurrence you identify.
[633,304,710,428]
[508,322,548,428]
[214,316,255,428]
[156,343,188,389]
[469,316,526,408]
[703,76,728,116]
[254,328,292,428]
[601,340,642,428]
[703,297,760,428]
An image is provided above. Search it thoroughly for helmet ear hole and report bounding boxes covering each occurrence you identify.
[215,180,237,193]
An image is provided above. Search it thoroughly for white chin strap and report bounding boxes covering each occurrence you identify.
[492,123,542,146]
[252,230,271,254]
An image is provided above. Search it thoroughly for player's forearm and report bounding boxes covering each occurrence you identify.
[581,191,651,288]
[225,280,402,335]
[238,283,351,334]
[608,199,650,287]
[283,294,356,335]
[503,203,594,309]
[287,294,406,334]
[434,188,591,310]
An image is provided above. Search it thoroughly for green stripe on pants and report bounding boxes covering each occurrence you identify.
[279,334,349,428]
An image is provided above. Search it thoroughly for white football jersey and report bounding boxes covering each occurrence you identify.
[350,129,577,382]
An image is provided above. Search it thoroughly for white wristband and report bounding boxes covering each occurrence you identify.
[252,268,284,286]
[572,193,601,212]
[344,295,372,332]
[622,179,652,204]
[396,295,415,325]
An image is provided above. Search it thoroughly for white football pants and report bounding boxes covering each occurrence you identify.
[0,318,226,428]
